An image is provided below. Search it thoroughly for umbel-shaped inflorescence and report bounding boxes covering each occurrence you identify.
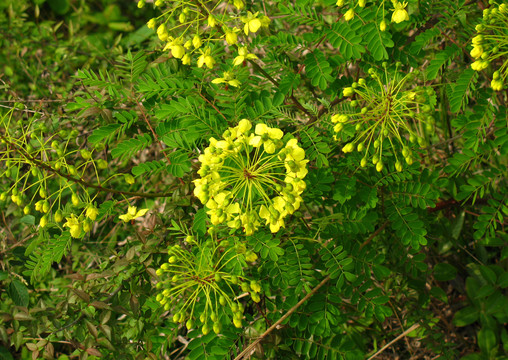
[333,63,436,172]
[139,0,269,81]
[155,239,261,335]
[193,119,308,235]
[470,1,508,91]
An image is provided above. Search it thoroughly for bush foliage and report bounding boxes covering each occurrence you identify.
[0,0,507,359]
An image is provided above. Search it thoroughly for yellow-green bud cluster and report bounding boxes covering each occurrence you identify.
[336,0,409,28]
[193,119,308,234]
[143,1,269,73]
[155,241,261,334]
[470,1,508,91]
[333,66,435,171]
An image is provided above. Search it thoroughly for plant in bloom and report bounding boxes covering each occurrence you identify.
[119,206,149,222]
[470,1,508,91]
[139,1,269,70]
[193,119,308,235]
[211,71,241,87]
[391,0,409,23]
[332,63,436,172]
[155,239,261,334]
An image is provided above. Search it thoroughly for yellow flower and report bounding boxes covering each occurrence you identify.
[147,18,156,30]
[192,35,202,49]
[249,123,283,154]
[86,205,99,221]
[182,54,191,65]
[391,1,409,24]
[358,0,366,7]
[233,47,258,66]
[470,45,483,59]
[211,71,241,87]
[241,11,262,36]
[343,87,355,96]
[64,214,82,238]
[233,0,244,10]
[208,14,217,28]
[336,0,345,6]
[197,47,215,69]
[224,27,240,45]
[380,19,387,31]
[119,206,149,222]
[491,79,504,91]
[344,9,355,21]
[157,24,168,42]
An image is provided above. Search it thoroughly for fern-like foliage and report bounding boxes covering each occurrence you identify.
[304,50,334,90]
[25,232,72,281]
[448,69,478,113]
[326,22,365,60]
[425,44,461,80]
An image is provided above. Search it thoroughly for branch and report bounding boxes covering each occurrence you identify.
[0,133,174,198]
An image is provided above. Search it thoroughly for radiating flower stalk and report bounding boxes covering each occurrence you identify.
[140,0,270,86]
[336,0,410,29]
[155,238,261,334]
[194,119,308,235]
[333,63,436,172]
[0,110,144,239]
[470,1,508,91]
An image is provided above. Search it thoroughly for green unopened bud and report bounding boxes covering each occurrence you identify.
[55,209,63,222]
[83,219,92,233]
[42,200,50,213]
[186,319,194,329]
[80,150,91,160]
[213,322,220,334]
[23,205,31,215]
[40,215,48,228]
[39,187,47,198]
[97,159,108,169]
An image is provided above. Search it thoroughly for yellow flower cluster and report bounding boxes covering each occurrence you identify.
[470,1,507,91]
[143,1,270,79]
[336,0,410,28]
[155,241,261,334]
[333,65,435,172]
[193,119,308,234]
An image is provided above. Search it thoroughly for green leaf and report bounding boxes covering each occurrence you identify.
[425,45,460,80]
[478,328,497,355]
[19,215,35,225]
[304,50,333,90]
[88,124,121,145]
[192,208,207,237]
[8,280,29,307]
[449,69,478,113]
[453,306,479,327]
[167,151,191,177]
[363,22,394,61]
[433,263,457,281]
[327,22,365,60]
